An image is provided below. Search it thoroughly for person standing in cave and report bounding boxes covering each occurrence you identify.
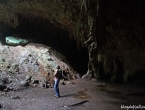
[54,65,66,98]
[54,65,62,98]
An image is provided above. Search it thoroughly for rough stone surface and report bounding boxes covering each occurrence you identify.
[0,43,79,91]
[0,78,144,110]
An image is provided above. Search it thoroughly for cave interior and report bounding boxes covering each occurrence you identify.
[0,0,145,109]
[0,0,145,84]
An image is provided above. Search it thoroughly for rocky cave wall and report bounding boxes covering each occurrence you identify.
[0,0,145,83]
[98,0,145,83]
[0,0,89,74]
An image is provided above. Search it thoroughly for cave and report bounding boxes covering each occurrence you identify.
[8,15,89,75]
[0,0,145,109]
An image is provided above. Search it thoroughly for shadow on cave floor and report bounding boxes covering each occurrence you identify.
[0,78,145,110]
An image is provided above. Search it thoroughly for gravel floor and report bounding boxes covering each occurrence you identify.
[0,78,145,110]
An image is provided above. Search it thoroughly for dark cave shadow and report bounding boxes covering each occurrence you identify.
[128,69,145,85]
[127,91,145,96]
[63,100,89,107]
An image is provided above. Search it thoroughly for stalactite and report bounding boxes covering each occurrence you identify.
[96,0,99,16]
[81,0,100,80]
[87,15,95,27]
[81,0,87,13]
[81,0,99,15]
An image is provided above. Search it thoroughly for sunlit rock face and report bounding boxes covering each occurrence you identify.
[0,43,79,90]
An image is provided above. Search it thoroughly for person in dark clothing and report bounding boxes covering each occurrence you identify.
[54,65,66,98]
[54,65,62,98]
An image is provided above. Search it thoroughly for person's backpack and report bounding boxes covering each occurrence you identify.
[55,69,62,79]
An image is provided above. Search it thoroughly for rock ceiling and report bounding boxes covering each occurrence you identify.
[0,0,79,31]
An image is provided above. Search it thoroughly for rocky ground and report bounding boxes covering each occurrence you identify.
[0,78,145,110]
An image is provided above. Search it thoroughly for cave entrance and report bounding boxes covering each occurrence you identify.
[9,16,88,75]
